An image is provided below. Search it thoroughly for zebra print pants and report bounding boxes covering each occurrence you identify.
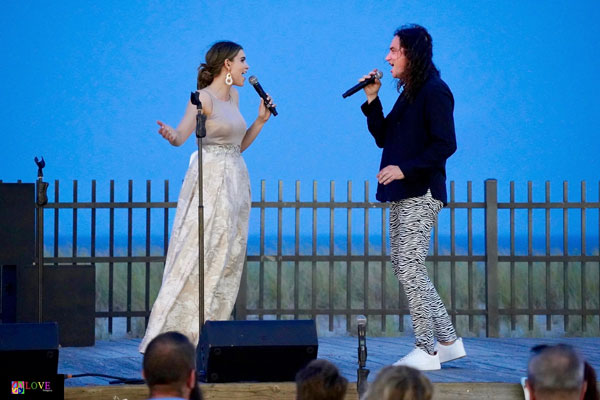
[390,190,457,355]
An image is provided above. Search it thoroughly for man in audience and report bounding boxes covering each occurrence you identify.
[295,359,348,400]
[143,331,202,400]
[526,344,588,400]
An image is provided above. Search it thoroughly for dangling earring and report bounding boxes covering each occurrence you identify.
[225,72,233,86]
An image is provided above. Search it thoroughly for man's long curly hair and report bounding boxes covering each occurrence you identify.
[394,24,439,103]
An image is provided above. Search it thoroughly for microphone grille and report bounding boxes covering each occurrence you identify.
[248,75,258,85]
[375,71,383,79]
[357,315,367,326]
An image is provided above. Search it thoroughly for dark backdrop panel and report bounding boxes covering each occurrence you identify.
[0,183,35,324]
[0,183,35,267]
[2,265,95,347]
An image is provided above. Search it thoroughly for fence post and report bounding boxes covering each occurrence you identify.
[485,179,499,337]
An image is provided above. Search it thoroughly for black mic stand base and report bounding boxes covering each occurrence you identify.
[357,367,370,397]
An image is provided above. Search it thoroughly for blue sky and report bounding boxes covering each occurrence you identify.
[2,1,599,203]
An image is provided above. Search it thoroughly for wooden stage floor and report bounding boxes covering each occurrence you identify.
[59,336,600,387]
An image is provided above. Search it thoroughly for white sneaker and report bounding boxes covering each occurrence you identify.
[435,337,466,363]
[392,347,441,371]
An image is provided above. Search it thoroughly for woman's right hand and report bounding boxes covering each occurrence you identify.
[157,120,177,144]
[361,69,381,102]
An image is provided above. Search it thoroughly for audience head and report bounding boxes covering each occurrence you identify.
[295,359,348,400]
[527,344,587,400]
[143,331,200,399]
[362,365,433,400]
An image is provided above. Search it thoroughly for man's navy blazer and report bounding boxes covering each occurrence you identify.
[361,74,457,205]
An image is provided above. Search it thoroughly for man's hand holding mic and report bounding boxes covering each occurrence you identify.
[360,69,382,104]
[342,69,383,100]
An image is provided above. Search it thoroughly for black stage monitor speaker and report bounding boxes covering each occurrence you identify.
[0,322,59,377]
[0,323,64,399]
[198,319,318,383]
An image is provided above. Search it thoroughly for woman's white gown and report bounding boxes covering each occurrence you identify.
[140,88,251,352]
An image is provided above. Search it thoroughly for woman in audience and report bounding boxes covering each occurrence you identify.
[361,365,433,400]
[295,359,348,400]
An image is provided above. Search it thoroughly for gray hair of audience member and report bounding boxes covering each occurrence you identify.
[527,344,585,393]
[295,359,348,400]
[143,331,196,396]
[361,365,433,400]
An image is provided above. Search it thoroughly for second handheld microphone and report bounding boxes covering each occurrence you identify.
[248,75,278,116]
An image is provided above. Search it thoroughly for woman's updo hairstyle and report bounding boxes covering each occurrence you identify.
[197,41,243,89]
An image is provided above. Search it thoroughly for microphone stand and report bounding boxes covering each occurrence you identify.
[34,157,48,323]
[357,315,370,397]
[190,92,207,337]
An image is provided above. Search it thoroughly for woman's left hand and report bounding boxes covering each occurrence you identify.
[377,165,405,185]
[258,94,275,123]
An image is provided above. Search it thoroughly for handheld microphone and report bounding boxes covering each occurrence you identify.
[356,315,370,397]
[342,71,383,98]
[248,75,278,116]
[357,315,367,368]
